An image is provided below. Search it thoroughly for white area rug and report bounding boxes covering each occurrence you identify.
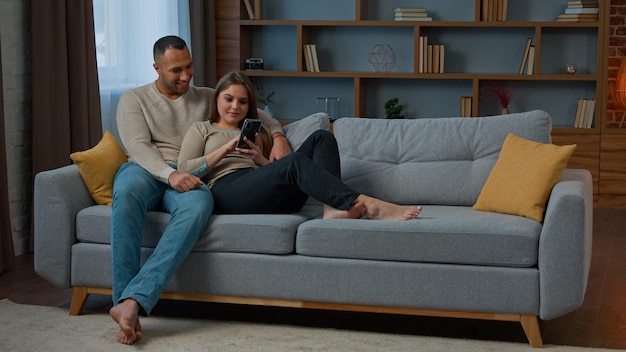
[0,299,612,352]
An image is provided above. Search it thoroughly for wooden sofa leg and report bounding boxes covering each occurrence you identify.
[69,286,89,316]
[520,315,543,348]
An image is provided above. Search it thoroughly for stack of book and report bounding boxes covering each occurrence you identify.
[574,98,596,128]
[557,0,599,22]
[393,7,432,21]
[303,44,320,72]
[481,0,508,22]
[418,36,445,74]
[460,97,473,118]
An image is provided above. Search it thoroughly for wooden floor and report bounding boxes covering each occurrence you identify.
[1,207,625,349]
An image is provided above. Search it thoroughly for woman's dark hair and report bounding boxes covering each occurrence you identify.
[209,71,259,125]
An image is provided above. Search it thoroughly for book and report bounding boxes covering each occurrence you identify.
[303,44,313,72]
[564,8,599,14]
[567,0,598,6]
[557,13,599,19]
[518,38,532,75]
[394,16,433,21]
[460,96,472,117]
[427,44,433,73]
[433,45,440,73]
[243,0,255,19]
[567,3,599,8]
[525,45,535,75]
[482,0,488,21]
[419,36,427,73]
[393,7,426,13]
[393,12,429,17]
[493,0,500,21]
[310,44,320,72]
[438,45,445,74]
[254,0,261,19]
[583,99,596,128]
[574,98,584,128]
[556,17,598,22]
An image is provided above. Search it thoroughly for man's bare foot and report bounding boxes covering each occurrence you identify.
[109,299,143,345]
[358,195,422,220]
[323,202,366,219]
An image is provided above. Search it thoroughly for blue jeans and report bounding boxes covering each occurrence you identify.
[110,162,213,314]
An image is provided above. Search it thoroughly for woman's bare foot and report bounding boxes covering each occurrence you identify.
[109,299,143,345]
[323,202,366,219]
[357,195,421,220]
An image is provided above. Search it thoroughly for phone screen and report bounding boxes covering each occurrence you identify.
[236,119,262,149]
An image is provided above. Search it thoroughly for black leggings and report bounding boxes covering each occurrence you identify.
[211,130,360,214]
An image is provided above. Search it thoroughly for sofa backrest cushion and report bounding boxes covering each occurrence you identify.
[283,112,331,150]
[333,110,552,206]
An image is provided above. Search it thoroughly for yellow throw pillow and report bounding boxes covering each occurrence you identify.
[473,133,576,222]
[70,130,127,206]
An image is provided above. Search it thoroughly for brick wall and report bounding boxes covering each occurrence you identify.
[0,0,32,255]
[609,0,626,125]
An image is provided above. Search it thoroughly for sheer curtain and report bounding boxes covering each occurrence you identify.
[93,0,191,141]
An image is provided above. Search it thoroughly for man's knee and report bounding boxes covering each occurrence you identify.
[177,187,214,217]
[113,164,157,198]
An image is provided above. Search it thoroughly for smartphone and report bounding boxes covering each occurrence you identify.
[236,119,263,149]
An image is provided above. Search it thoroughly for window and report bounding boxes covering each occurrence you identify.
[92,0,190,140]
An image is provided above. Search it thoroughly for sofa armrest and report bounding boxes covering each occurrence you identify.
[34,165,95,288]
[538,168,593,320]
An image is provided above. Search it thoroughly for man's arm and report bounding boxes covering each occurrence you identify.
[257,109,291,161]
[116,90,175,183]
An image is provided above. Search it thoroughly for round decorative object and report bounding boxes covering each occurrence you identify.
[564,63,577,75]
[369,44,396,72]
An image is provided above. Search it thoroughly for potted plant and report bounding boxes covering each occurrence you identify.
[484,82,516,115]
[255,83,276,116]
[384,97,404,119]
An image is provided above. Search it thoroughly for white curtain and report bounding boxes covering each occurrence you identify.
[93,0,190,141]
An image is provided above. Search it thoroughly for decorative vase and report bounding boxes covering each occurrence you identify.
[264,105,273,116]
[501,108,510,115]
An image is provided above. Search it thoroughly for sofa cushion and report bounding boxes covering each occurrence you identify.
[295,205,542,267]
[69,130,127,206]
[332,110,552,206]
[473,133,576,222]
[282,112,331,150]
[76,203,322,254]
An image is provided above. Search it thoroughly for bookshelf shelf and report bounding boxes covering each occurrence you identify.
[243,71,599,81]
[240,20,601,28]
[217,0,607,128]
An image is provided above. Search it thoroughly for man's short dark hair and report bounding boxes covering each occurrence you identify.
[153,36,187,62]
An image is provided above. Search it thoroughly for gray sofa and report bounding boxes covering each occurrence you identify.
[34,110,593,348]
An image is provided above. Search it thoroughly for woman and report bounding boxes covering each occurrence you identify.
[177,71,421,220]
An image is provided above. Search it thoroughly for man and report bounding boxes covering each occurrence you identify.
[109,35,290,345]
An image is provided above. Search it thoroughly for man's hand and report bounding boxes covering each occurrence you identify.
[168,171,204,192]
[269,134,291,161]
